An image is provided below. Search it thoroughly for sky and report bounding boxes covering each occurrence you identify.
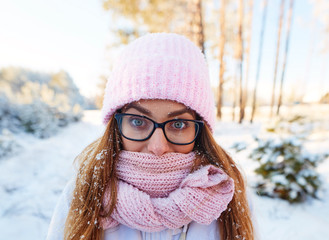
[247,0,329,103]
[0,0,111,97]
[0,0,328,102]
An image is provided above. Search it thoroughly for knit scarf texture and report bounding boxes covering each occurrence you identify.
[100,150,235,232]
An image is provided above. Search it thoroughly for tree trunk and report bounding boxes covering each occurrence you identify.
[277,0,295,115]
[217,0,227,119]
[270,0,285,118]
[244,0,254,119]
[195,0,205,53]
[188,0,205,53]
[250,0,268,123]
[232,74,238,121]
[238,0,245,123]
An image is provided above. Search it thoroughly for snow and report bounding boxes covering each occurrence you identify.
[271,174,289,185]
[0,110,329,240]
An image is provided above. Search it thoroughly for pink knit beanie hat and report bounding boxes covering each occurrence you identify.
[101,33,216,130]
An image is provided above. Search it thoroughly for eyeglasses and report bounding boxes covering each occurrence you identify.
[114,113,204,145]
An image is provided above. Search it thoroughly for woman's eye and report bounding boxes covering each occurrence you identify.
[131,118,144,127]
[172,121,186,129]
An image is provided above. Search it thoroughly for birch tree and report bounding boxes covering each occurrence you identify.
[243,0,254,115]
[277,0,295,115]
[237,0,245,123]
[270,0,285,117]
[187,0,206,53]
[217,0,227,119]
[250,0,268,123]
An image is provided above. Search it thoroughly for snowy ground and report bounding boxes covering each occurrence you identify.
[0,108,328,240]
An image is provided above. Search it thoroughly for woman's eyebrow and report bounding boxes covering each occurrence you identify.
[123,103,152,116]
[168,108,195,118]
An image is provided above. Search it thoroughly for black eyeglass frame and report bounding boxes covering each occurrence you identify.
[114,113,204,145]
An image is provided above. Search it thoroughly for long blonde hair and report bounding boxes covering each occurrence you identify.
[64,115,254,239]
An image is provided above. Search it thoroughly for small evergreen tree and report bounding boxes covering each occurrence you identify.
[250,137,327,203]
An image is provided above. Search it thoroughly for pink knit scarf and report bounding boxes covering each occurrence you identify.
[100,150,234,232]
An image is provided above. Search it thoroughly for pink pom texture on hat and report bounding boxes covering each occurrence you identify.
[101,33,216,130]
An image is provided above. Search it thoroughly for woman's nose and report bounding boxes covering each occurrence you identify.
[147,128,171,156]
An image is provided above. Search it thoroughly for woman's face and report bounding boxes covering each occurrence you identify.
[120,99,196,155]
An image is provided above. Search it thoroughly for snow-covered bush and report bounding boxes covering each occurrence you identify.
[250,137,327,203]
[17,101,60,138]
[0,67,84,138]
[231,141,247,152]
[0,95,21,133]
[266,115,313,139]
[0,67,86,159]
[0,129,21,159]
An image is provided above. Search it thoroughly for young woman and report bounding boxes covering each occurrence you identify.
[47,33,254,240]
